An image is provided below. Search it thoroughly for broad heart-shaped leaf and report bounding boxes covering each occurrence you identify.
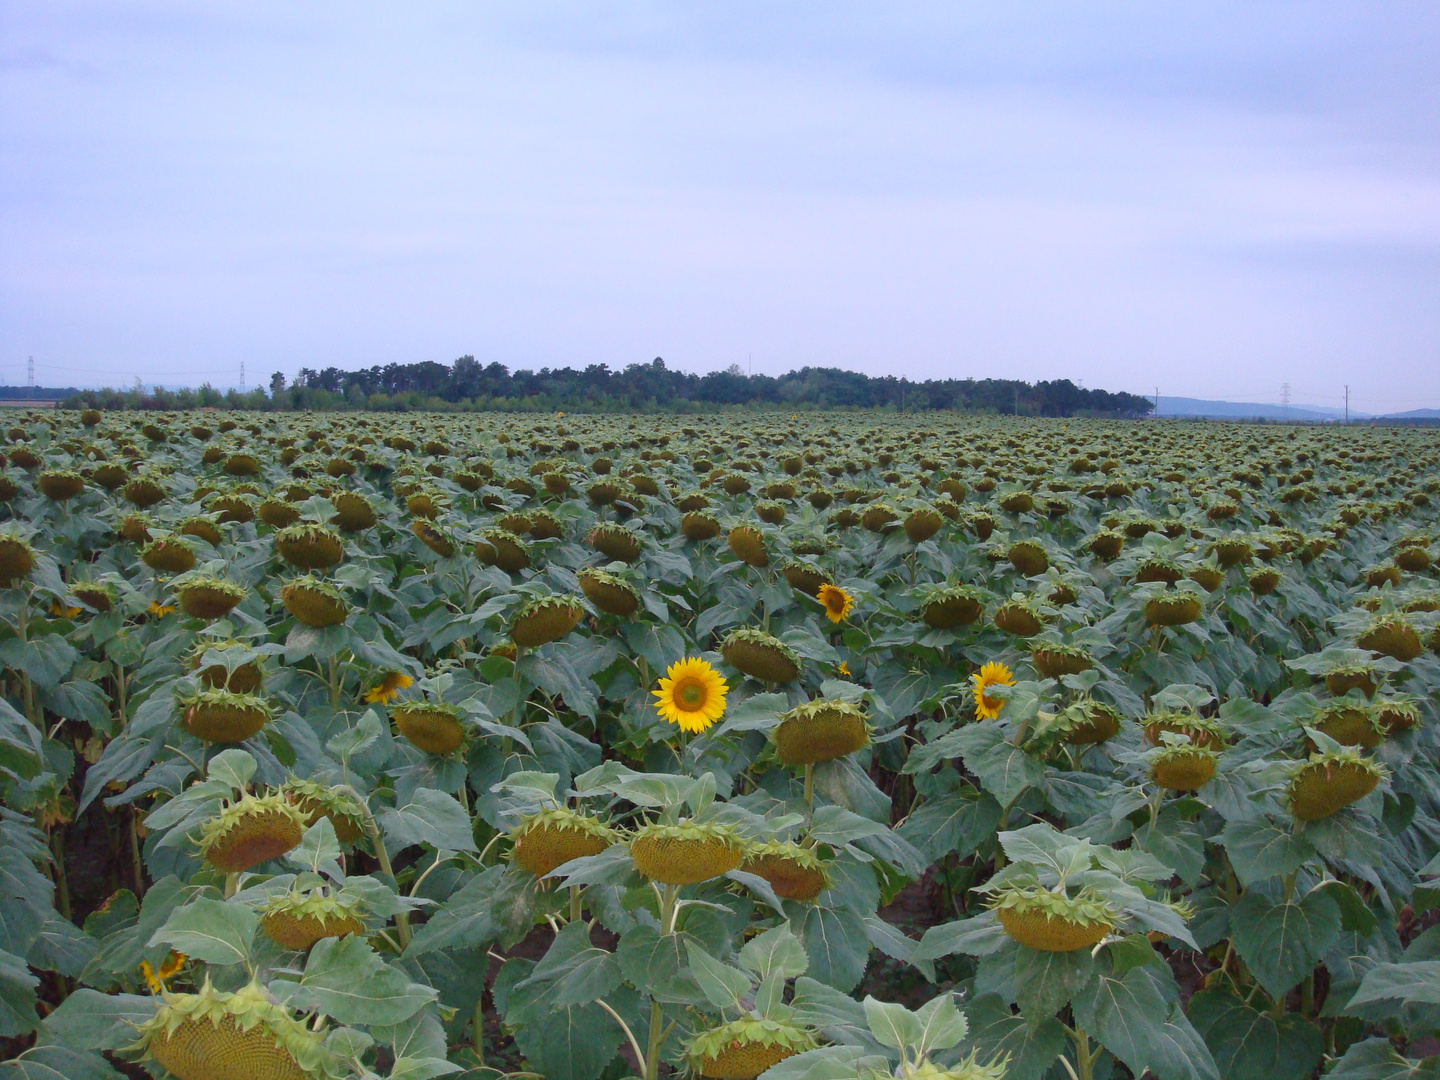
[756,1046,877,1080]
[796,905,870,992]
[864,995,924,1052]
[685,940,752,1011]
[273,934,435,1026]
[965,992,1067,1080]
[0,947,40,1037]
[1348,962,1440,1007]
[288,816,344,880]
[149,897,256,967]
[0,1046,125,1080]
[912,992,968,1055]
[955,722,1045,807]
[739,923,808,982]
[404,867,505,957]
[615,925,705,1005]
[501,957,635,1080]
[1013,944,1093,1021]
[897,786,1002,863]
[205,747,257,791]
[27,913,98,977]
[378,788,478,853]
[1072,965,1179,1080]
[1219,818,1317,887]
[913,914,1009,961]
[1230,889,1341,999]
[1327,1037,1440,1080]
[1188,986,1323,1080]
[517,920,623,1009]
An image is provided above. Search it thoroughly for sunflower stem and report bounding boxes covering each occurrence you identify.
[643,996,665,1080]
[803,764,814,808]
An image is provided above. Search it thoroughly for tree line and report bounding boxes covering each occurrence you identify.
[59,357,1154,416]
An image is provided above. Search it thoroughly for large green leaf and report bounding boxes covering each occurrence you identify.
[149,897,256,967]
[1188,986,1322,1080]
[965,992,1066,1080]
[1348,962,1440,1007]
[0,1047,124,1080]
[273,934,436,1026]
[1326,1037,1440,1080]
[0,947,39,1037]
[796,905,870,992]
[1220,819,1317,887]
[1229,889,1341,999]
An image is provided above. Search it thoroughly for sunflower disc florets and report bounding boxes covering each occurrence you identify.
[740,841,831,902]
[475,528,530,572]
[281,779,366,845]
[179,688,273,744]
[391,701,467,756]
[197,792,308,874]
[587,523,643,562]
[721,628,802,684]
[176,576,247,620]
[629,820,745,885]
[142,538,198,574]
[280,577,349,628]
[1357,614,1423,662]
[773,699,870,766]
[1030,642,1093,680]
[512,807,617,878]
[1142,710,1226,750]
[1287,749,1385,823]
[130,978,333,1080]
[578,566,641,617]
[260,889,366,952]
[919,584,984,629]
[1143,588,1204,627]
[273,524,344,571]
[1149,746,1218,791]
[510,595,585,648]
[991,886,1115,952]
[685,1018,819,1080]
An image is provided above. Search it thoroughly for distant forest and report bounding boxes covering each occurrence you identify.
[55,357,1154,417]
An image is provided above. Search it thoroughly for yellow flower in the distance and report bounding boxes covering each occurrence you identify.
[837,661,851,677]
[364,671,415,704]
[141,950,186,993]
[972,661,1015,720]
[147,601,176,618]
[653,657,728,734]
[48,599,82,619]
[817,584,854,624]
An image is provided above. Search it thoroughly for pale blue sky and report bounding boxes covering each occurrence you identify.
[3,3,1438,411]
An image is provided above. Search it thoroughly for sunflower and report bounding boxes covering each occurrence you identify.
[364,671,414,705]
[816,583,854,624]
[147,600,176,618]
[972,661,1015,720]
[48,599,82,619]
[837,661,851,677]
[140,950,186,994]
[653,657,728,733]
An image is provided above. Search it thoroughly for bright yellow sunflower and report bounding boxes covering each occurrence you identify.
[972,661,1015,720]
[147,600,176,618]
[817,583,854,624]
[653,657,729,733]
[140,950,185,994]
[48,600,82,619]
[837,661,851,677]
[364,671,415,704]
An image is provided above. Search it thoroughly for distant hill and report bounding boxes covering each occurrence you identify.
[1377,408,1440,420]
[1153,396,1362,421]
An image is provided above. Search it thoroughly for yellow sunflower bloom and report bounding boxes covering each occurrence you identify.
[48,599,82,619]
[141,950,186,994]
[817,583,854,624]
[364,670,415,704]
[972,661,1015,720]
[837,661,851,677]
[147,601,176,618]
[653,657,728,734]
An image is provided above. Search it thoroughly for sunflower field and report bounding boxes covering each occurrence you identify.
[1,408,1439,1080]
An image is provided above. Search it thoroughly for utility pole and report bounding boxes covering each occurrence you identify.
[1344,385,1349,423]
[1154,387,1160,417]
[28,356,34,388]
[1281,382,1291,420]
[239,359,246,393]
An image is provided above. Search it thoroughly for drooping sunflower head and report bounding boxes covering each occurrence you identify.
[653,657,729,733]
[816,583,854,623]
[972,661,1015,720]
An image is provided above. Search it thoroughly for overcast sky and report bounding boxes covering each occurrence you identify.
[3,3,1438,411]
